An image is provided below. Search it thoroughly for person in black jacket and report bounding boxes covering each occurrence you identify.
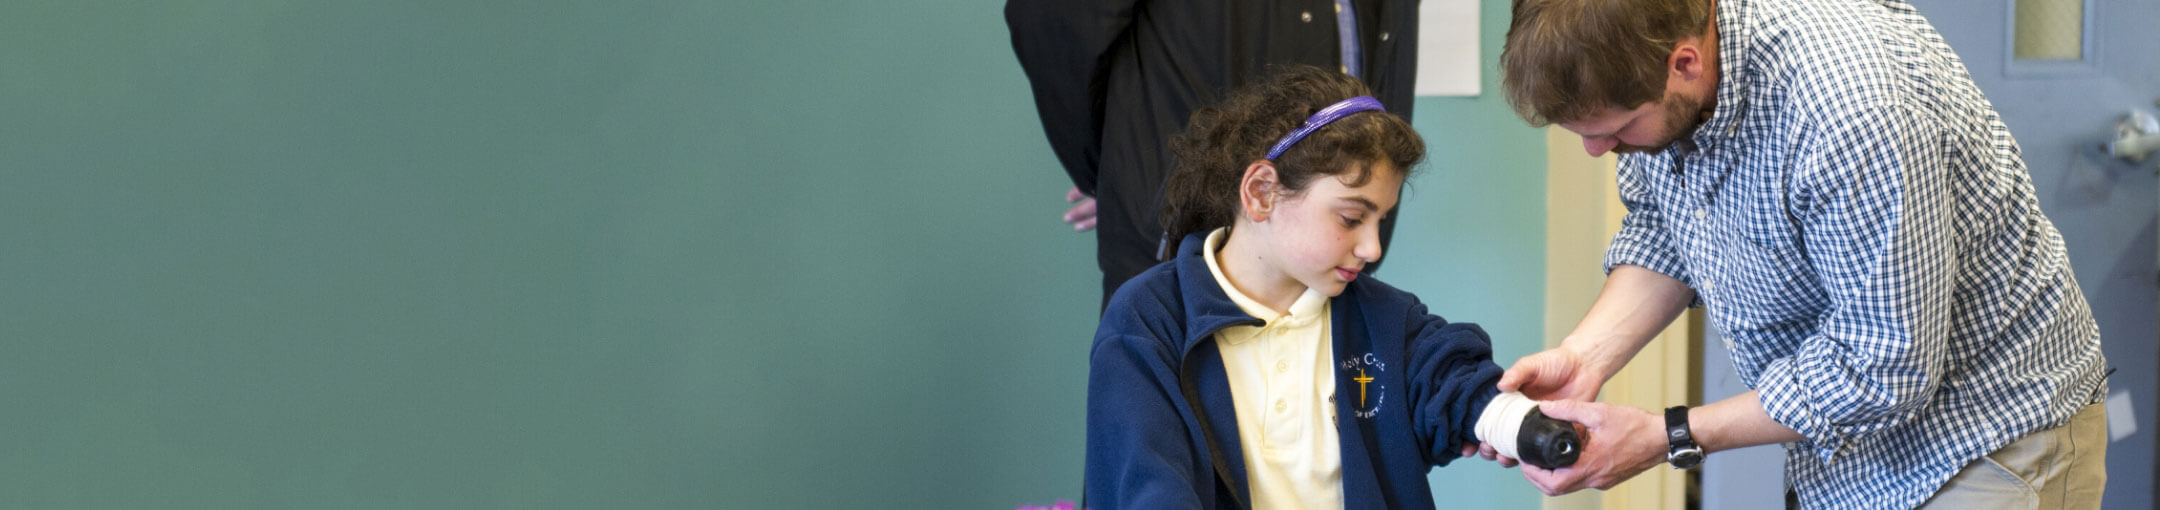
[1005,0,1422,308]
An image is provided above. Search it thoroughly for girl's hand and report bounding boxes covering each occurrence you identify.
[1468,441,1520,468]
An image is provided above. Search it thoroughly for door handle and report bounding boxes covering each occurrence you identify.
[2102,108,2160,164]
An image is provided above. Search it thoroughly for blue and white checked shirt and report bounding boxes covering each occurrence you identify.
[1603,0,2108,507]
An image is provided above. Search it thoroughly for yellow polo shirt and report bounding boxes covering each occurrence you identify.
[1200,228,1344,510]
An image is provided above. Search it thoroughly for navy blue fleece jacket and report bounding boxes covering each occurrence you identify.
[1085,233,1505,509]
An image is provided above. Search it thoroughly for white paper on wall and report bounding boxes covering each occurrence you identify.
[1415,0,1481,97]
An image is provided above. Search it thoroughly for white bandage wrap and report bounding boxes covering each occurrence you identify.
[1473,391,1541,460]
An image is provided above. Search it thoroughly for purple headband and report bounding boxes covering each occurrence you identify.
[1263,96,1386,161]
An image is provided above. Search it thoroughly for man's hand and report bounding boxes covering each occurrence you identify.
[1062,187,1097,232]
[1517,400,1668,496]
[1483,347,1605,468]
[1499,347,1605,403]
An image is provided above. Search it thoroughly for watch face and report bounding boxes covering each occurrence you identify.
[1669,448,1705,469]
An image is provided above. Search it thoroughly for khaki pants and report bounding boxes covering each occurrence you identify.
[1916,402,2108,510]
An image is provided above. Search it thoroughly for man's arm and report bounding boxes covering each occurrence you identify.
[1484,265,1692,471]
[1004,0,1141,194]
[1517,390,1804,495]
[1501,146,1700,401]
[1558,264,1696,387]
[1692,390,1806,452]
[1499,264,1695,402]
[1756,101,1957,462]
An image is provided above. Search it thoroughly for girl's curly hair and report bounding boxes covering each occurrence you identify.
[1160,65,1425,256]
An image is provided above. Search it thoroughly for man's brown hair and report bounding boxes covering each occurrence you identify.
[1500,0,1713,126]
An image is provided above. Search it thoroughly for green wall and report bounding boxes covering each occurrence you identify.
[1397,2,1551,507]
[0,0,1541,507]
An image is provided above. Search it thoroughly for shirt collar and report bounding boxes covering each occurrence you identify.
[1688,0,1754,154]
[1200,228,1328,345]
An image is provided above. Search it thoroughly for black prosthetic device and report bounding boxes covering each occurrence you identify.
[1512,407,1580,470]
[1474,392,1582,470]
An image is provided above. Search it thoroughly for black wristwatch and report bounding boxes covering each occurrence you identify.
[1665,406,1705,469]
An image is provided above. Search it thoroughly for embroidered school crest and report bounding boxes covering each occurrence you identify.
[1340,353,1386,419]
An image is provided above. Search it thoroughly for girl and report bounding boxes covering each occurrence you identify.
[1085,66,1509,509]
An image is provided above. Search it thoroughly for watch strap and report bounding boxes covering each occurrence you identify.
[1664,406,1692,446]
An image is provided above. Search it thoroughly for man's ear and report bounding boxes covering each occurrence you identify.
[1669,39,1707,84]
[1238,161,1279,222]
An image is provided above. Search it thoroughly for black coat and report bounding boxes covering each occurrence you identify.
[1006,0,1420,304]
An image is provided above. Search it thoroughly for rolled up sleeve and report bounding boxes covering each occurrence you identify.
[1401,303,1503,466]
[1603,158,1693,285]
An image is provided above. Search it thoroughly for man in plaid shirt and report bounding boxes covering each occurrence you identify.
[1487,0,2110,507]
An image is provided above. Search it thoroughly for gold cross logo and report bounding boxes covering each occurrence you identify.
[1354,369,1374,407]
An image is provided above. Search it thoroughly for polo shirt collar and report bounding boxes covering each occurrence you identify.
[1199,228,1328,345]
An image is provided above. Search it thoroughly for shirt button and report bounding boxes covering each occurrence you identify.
[1339,65,1349,74]
[1276,400,1288,412]
[1693,208,1708,219]
[1379,31,1390,41]
[1334,3,1342,14]
[1328,393,1336,403]
[1276,360,1289,373]
[1301,11,1313,22]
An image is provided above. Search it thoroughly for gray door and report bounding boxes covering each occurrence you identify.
[1703,0,2160,508]
[1908,1,2156,508]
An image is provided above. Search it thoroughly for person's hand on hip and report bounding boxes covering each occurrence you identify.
[1062,187,1097,232]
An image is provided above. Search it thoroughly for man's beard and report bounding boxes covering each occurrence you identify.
[1613,91,1706,154]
